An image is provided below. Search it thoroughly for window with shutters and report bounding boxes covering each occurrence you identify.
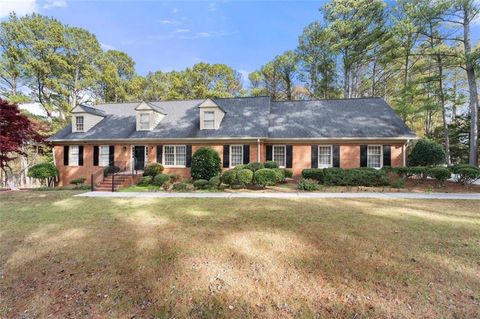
[203,111,215,129]
[230,145,243,168]
[367,145,383,168]
[70,145,79,166]
[318,145,332,168]
[163,145,186,167]
[272,145,286,168]
[99,145,110,167]
[75,116,84,132]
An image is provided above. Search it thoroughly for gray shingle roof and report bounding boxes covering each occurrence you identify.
[48,97,415,141]
[75,104,106,117]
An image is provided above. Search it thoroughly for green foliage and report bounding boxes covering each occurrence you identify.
[245,162,264,172]
[427,167,451,185]
[221,170,237,186]
[191,147,221,180]
[69,177,86,185]
[172,182,189,192]
[152,173,170,186]
[143,163,164,177]
[209,176,221,189]
[103,165,121,177]
[272,168,286,183]
[323,168,388,187]
[282,169,293,179]
[233,164,246,170]
[254,169,278,187]
[138,176,153,186]
[302,168,325,183]
[450,164,480,185]
[33,185,91,191]
[408,139,446,167]
[236,169,254,186]
[162,181,171,191]
[390,178,406,189]
[27,162,58,186]
[169,174,181,183]
[264,161,279,169]
[297,178,321,191]
[193,179,210,189]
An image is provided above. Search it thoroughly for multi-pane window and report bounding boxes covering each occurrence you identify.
[204,111,215,129]
[139,113,150,130]
[164,145,186,166]
[272,145,286,168]
[75,116,84,132]
[70,145,79,166]
[230,145,243,167]
[367,145,382,168]
[99,145,110,167]
[318,145,332,168]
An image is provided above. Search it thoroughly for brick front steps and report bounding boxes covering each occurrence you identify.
[94,174,141,192]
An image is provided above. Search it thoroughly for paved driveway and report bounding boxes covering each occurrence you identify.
[76,191,480,200]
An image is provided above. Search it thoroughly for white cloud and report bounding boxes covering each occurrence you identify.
[43,0,67,9]
[100,42,115,51]
[208,2,217,12]
[174,28,190,33]
[238,69,252,86]
[159,19,179,25]
[0,0,36,18]
[172,7,179,14]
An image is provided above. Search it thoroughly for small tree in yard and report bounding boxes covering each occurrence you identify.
[408,139,445,167]
[0,99,43,186]
[27,162,58,187]
[191,147,221,180]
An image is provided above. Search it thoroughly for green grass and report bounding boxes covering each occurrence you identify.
[119,185,162,192]
[0,191,479,318]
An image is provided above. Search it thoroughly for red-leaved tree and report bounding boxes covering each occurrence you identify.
[0,99,43,185]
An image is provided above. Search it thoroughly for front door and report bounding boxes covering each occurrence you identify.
[133,146,145,170]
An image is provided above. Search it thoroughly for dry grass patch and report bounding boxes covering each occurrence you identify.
[0,191,479,318]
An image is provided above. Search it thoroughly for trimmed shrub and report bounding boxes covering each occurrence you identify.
[254,169,278,187]
[172,182,189,191]
[237,169,253,186]
[153,173,170,186]
[28,162,58,187]
[209,176,221,189]
[193,179,210,189]
[323,168,388,187]
[191,147,221,180]
[138,176,153,186]
[245,162,264,172]
[282,169,293,179]
[273,168,286,183]
[451,164,480,185]
[103,165,120,177]
[221,170,237,186]
[233,164,246,170]
[323,168,345,185]
[427,167,451,185]
[297,178,321,191]
[390,178,406,189]
[392,166,427,178]
[408,139,445,166]
[162,181,171,191]
[143,163,164,177]
[301,168,325,183]
[70,177,86,185]
[264,161,279,169]
[169,173,181,183]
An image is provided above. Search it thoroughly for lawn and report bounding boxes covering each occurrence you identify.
[0,191,479,318]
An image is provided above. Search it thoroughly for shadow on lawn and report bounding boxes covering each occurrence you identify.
[1,194,479,318]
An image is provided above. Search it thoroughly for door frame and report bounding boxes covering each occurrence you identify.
[131,145,147,170]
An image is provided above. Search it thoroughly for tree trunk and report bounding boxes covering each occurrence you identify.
[462,4,479,166]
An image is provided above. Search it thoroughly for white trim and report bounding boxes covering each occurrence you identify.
[272,145,286,168]
[318,145,333,168]
[203,111,215,129]
[367,145,383,169]
[163,145,187,168]
[138,112,150,131]
[229,145,243,168]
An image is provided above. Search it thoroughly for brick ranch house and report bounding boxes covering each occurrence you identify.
[47,96,416,187]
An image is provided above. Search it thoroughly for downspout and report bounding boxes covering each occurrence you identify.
[257,138,261,162]
[403,140,410,166]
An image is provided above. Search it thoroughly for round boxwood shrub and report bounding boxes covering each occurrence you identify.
[273,168,286,183]
[282,169,293,179]
[221,170,237,186]
[236,169,253,186]
[70,177,86,185]
[28,162,58,187]
[172,182,189,191]
[451,164,480,185]
[143,163,164,177]
[209,176,221,189]
[427,167,451,185]
[408,139,445,166]
[138,176,153,186]
[233,164,246,170]
[297,178,321,191]
[254,168,277,187]
[264,161,279,169]
[191,147,221,180]
[245,162,264,172]
[193,179,210,189]
[153,173,170,186]
[302,168,325,183]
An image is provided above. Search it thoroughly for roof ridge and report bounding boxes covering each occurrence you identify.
[272,97,385,102]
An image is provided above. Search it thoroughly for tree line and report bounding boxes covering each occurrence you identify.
[0,0,479,165]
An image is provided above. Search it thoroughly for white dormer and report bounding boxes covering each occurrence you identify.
[135,102,165,131]
[71,105,105,133]
[199,98,225,130]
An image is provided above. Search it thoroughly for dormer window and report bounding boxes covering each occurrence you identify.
[139,113,150,130]
[75,116,84,132]
[204,111,215,129]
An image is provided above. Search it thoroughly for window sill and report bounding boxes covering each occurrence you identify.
[163,165,187,168]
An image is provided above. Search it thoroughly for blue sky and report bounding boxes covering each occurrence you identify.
[1,0,479,84]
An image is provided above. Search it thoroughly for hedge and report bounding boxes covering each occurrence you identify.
[153,173,170,186]
[264,161,279,169]
[237,169,253,185]
[450,164,480,185]
[245,162,264,172]
[297,179,321,191]
[193,179,210,189]
[301,168,325,183]
[254,169,278,187]
[302,167,389,187]
[427,167,451,185]
[143,163,164,177]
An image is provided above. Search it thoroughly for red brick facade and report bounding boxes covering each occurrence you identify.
[54,141,406,186]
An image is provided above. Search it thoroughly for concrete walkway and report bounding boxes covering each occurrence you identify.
[76,191,480,200]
